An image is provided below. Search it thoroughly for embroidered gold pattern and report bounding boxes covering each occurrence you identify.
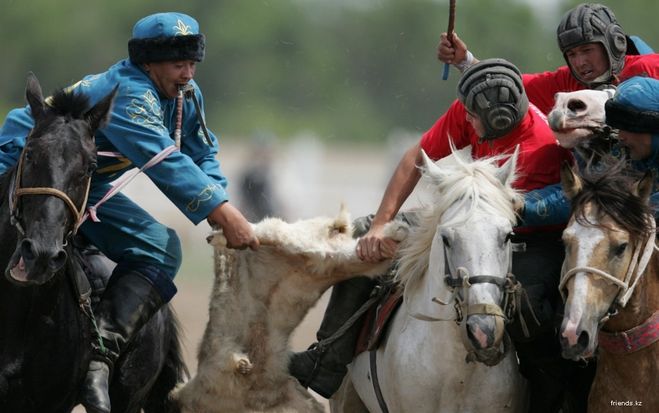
[126,90,167,133]
[174,19,193,36]
[96,157,133,175]
[186,184,220,212]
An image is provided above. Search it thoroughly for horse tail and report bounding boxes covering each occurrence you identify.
[143,305,189,413]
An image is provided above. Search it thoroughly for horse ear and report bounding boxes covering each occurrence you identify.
[333,203,351,234]
[496,145,519,187]
[560,161,582,200]
[86,85,118,132]
[632,170,654,203]
[419,148,445,181]
[25,72,46,122]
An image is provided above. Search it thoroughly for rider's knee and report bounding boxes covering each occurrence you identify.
[112,261,178,303]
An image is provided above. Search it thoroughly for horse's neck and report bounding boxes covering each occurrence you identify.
[605,253,659,332]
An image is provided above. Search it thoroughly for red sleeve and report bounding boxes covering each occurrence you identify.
[514,111,574,192]
[620,54,659,82]
[522,67,584,115]
[419,100,473,160]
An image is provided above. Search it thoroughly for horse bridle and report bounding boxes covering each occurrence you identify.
[431,237,533,364]
[9,146,91,237]
[439,236,521,323]
[559,217,657,317]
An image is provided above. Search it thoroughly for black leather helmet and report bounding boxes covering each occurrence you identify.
[457,58,529,139]
[557,3,626,86]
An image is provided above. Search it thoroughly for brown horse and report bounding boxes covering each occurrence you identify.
[559,160,658,412]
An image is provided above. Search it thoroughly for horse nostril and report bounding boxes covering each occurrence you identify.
[20,239,36,262]
[567,99,587,113]
[50,250,68,271]
[577,330,590,349]
[467,318,493,349]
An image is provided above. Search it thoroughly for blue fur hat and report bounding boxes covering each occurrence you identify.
[128,12,205,64]
[605,76,659,133]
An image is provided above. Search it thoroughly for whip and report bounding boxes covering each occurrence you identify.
[442,0,457,80]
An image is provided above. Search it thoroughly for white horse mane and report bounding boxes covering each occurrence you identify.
[395,146,520,288]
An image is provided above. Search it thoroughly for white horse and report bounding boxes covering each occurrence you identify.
[331,146,528,413]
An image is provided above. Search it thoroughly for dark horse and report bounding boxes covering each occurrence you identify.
[0,74,187,412]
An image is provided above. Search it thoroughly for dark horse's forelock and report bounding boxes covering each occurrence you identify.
[47,88,92,119]
[571,157,654,242]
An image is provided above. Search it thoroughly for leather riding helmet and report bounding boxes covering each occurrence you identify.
[557,3,627,87]
[457,58,529,140]
[128,12,206,64]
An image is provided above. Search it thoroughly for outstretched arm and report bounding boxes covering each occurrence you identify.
[519,183,571,227]
[208,202,259,250]
[357,143,423,262]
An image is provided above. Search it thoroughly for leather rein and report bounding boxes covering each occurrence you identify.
[9,145,91,237]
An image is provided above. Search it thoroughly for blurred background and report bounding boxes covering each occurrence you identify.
[3,0,656,410]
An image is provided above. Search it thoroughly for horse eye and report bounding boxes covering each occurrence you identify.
[613,243,628,257]
[442,235,451,248]
[87,162,97,176]
[505,231,515,243]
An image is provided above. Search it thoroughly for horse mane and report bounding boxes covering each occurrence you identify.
[571,156,654,243]
[46,88,92,120]
[395,148,519,287]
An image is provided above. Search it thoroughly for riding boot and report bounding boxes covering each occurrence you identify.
[289,276,376,398]
[80,270,164,413]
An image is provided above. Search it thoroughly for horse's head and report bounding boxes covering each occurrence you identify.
[548,88,615,149]
[399,146,521,366]
[5,73,115,286]
[559,161,655,360]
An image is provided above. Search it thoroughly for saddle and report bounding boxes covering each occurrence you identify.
[355,285,403,355]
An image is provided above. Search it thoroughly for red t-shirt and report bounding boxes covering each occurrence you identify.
[522,53,659,114]
[420,99,572,194]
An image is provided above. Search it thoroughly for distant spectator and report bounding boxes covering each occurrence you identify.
[238,131,283,221]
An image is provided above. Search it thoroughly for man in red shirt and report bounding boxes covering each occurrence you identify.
[438,3,659,115]
[291,59,582,413]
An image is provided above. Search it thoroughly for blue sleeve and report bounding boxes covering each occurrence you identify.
[520,183,571,227]
[100,83,228,224]
[0,107,34,175]
[630,35,654,55]
[179,85,227,190]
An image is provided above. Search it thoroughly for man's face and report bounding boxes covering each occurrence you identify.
[565,43,610,84]
[465,109,486,137]
[143,60,197,99]
[618,130,653,161]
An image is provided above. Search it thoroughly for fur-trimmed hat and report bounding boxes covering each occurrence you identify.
[605,76,659,133]
[128,12,205,64]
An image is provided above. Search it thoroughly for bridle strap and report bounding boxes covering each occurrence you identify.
[15,186,88,224]
[467,303,506,318]
[559,218,657,309]
[10,145,91,235]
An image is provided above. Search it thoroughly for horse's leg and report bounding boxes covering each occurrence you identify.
[329,375,369,413]
[109,307,186,413]
[142,307,187,413]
